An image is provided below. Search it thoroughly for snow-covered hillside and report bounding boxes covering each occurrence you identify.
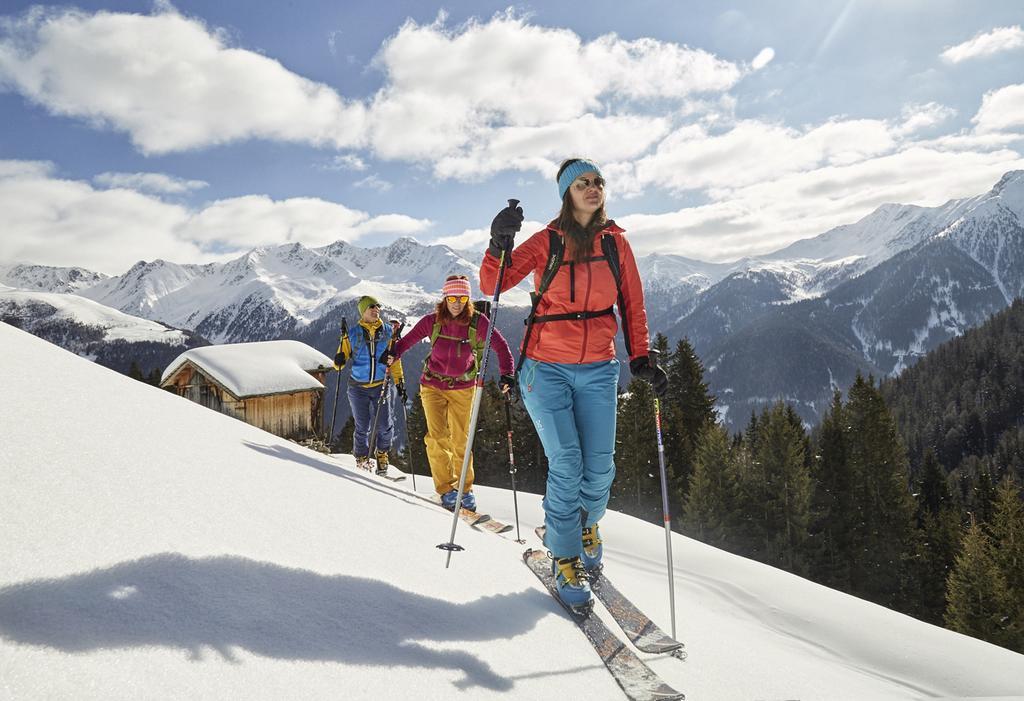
[2,321,1023,701]
[0,286,190,345]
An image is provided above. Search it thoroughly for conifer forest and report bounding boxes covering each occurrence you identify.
[441,300,1024,654]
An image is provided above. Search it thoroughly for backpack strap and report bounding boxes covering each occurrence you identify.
[514,229,563,376]
[600,233,632,358]
[515,228,629,374]
[424,310,484,384]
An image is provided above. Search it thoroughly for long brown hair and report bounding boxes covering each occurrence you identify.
[434,275,476,325]
[553,158,608,262]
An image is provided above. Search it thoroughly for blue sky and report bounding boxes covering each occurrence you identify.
[1,1,1023,274]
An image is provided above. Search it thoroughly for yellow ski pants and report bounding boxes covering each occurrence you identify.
[420,384,476,495]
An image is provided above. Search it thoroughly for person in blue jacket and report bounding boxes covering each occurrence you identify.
[339,295,405,474]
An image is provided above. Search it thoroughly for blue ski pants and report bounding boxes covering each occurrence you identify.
[348,382,394,457]
[519,358,619,558]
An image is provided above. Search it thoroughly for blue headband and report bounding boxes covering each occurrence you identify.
[557,159,603,200]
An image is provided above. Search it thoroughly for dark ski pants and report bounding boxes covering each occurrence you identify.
[519,358,618,559]
[348,382,394,457]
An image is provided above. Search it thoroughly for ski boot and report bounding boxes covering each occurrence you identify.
[581,524,603,573]
[354,455,372,471]
[552,555,592,614]
[460,490,477,512]
[440,489,459,511]
[374,450,389,476]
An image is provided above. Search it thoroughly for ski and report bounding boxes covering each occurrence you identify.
[402,487,513,532]
[591,574,685,659]
[523,549,684,701]
[536,526,685,658]
[339,456,515,533]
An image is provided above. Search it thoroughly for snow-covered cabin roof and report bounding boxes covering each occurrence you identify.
[161,340,332,399]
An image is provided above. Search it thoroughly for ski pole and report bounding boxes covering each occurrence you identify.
[401,397,417,491]
[437,198,518,566]
[368,321,404,458]
[653,394,677,639]
[505,393,525,544]
[328,317,348,451]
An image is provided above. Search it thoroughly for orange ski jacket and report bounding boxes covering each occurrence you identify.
[479,222,650,365]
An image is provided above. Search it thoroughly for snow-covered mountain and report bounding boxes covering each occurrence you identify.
[75,237,531,344]
[4,320,1024,700]
[0,285,204,374]
[0,262,107,294]
[4,171,1023,429]
[669,171,1024,428]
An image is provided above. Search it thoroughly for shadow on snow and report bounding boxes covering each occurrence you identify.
[0,552,552,691]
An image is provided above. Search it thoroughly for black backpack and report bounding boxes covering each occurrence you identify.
[514,226,632,376]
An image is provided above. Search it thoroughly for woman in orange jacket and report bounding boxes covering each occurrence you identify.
[479,158,668,610]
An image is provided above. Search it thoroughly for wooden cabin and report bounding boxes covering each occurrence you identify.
[160,340,333,441]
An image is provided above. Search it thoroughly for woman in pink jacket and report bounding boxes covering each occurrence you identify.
[382,275,515,512]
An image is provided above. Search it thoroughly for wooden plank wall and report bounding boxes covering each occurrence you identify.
[242,391,321,440]
[166,363,325,440]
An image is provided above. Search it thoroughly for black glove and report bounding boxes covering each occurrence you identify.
[396,381,407,402]
[489,200,524,258]
[499,374,516,396]
[379,348,396,366]
[630,354,669,398]
[334,350,346,367]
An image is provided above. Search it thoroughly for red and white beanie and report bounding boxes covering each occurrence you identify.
[442,277,471,299]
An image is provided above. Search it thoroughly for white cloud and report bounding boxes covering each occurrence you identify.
[433,114,671,181]
[750,47,775,71]
[325,154,368,171]
[0,6,748,175]
[0,159,55,179]
[366,13,743,169]
[433,220,547,252]
[619,147,1024,260]
[353,174,393,192]
[94,171,208,194]
[0,162,431,274]
[625,118,897,197]
[972,84,1024,134]
[941,25,1024,63]
[0,163,200,273]
[894,102,957,136]
[0,7,367,154]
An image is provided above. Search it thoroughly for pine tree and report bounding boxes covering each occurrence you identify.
[683,422,737,548]
[404,392,428,475]
[128,361,144,382]
[990,478,1024,651]
[810,390,854,590]
[663,338,717,507]
[845,374,918,608]
[336,415,355,454]
[945,520,1015,648]
[610,378,661,523]
[744,402,812,572]
[906,447,964,624]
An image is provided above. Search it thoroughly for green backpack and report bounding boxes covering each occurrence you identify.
[424,311,485,385]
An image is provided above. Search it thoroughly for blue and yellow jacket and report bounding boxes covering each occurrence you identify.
[339,319,404,388]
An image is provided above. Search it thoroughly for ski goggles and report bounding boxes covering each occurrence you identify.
[572,176,605,192]
[446,295,469,304]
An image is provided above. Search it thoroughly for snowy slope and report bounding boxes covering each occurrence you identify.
[2,322,1023,700]
[0,286,189,345]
